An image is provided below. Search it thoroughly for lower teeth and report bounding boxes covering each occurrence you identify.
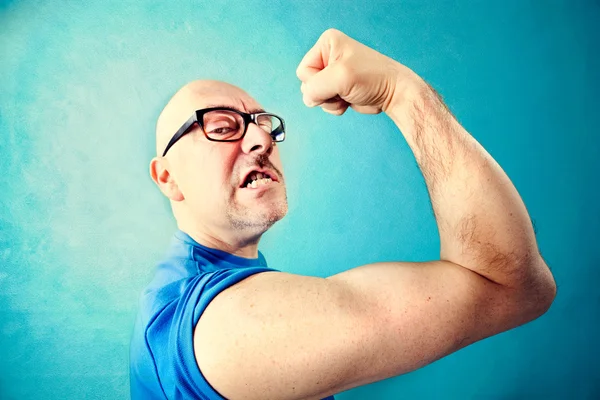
[247,178,272,189]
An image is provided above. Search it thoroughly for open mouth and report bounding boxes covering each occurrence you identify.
[240,170,277,189]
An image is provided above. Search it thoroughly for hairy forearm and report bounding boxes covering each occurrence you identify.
[385,73,549,289]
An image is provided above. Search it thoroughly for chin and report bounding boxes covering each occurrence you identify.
[255,199,289,228]
[227,198,288,232]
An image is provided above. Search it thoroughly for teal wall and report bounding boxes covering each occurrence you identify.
[1,1,598,398]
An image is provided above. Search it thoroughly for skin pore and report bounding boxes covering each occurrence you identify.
[150,80,288,259]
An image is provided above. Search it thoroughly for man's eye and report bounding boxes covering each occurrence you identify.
[208,127,235,134]
[205,120,239,134]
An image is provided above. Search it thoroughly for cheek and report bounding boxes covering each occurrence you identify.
[182,146,239,200]
[188,163,232,199]
[184,174,225,215]
[178,160,211,199]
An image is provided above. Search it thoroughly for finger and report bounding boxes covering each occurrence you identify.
[296,41,326,82]
[320,97,350,115]
[300,81,307,94]
[302,63,347,107]
[301,82,344,109]
[296,29,341,82]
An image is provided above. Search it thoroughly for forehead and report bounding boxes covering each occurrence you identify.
[186,84,262,114]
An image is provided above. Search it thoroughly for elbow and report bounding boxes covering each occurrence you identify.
[510,255,557,321]
[528,273,556,319]
[539,273,557,314]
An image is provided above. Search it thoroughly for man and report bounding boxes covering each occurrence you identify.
[130,29,556,399]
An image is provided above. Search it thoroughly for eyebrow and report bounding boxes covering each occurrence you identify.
[205,104,266,114]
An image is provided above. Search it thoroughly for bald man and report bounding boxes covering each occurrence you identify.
[130,29,556,400]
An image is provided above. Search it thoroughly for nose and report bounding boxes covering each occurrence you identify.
[241,122,274,155]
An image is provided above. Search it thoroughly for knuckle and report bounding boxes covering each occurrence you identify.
[322,28,343,42]
[323,28,338,37]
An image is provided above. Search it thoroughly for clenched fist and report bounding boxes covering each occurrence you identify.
[296,28,419,116]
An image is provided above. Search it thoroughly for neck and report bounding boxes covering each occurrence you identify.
[177,221,261,259]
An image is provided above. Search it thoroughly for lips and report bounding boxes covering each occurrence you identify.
[240,168,279,188]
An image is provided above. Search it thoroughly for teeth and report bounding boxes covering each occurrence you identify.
[246,177,272,189]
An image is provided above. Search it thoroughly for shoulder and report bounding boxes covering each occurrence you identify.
[135,266,278,398]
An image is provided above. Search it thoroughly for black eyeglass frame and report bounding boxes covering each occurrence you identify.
[162,107,286,157]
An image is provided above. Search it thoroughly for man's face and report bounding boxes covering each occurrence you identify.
[158,82,288,239]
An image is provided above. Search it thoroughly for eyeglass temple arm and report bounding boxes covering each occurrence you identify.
[162,114,198,157]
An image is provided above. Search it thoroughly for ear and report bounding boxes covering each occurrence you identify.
[149,157,184,202]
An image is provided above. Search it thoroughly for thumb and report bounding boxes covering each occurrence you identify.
[301,63,348,107]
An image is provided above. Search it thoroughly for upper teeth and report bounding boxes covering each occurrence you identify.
[246,172,273,188]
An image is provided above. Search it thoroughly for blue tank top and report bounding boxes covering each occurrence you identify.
[130,230,336,400]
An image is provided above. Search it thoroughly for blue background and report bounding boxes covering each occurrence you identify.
[1,0,598,399]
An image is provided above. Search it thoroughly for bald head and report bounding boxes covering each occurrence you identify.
[155,80,261,157]
[149,79,288,257]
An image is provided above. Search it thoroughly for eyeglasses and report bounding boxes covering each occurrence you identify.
[162,107,286,156]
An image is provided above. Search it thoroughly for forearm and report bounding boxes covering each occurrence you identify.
[385,72,548,288]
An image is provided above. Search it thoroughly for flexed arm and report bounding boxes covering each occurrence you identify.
[297,28,556,298]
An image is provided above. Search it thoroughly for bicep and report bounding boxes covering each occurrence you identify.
[326,260,516,392]
[194,271,356,399]
[193,263,516,399]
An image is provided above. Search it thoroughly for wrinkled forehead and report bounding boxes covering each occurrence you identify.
[166,83,261,123]
[189,84,262,112]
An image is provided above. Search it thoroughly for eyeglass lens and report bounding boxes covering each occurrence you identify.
[202,110,284,141]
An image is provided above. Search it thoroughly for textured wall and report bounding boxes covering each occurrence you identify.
[1,0,598,399]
